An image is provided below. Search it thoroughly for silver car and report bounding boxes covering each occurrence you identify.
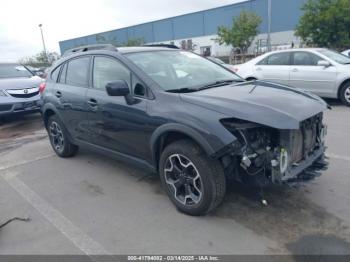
[234,48,350,106]
[0,63,42,117]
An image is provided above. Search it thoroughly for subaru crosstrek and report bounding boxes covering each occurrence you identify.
[41,45,328,216]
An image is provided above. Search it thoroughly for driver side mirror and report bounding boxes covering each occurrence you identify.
[106,80,130,96]
[105,80,136,105]
[317,60,331,67]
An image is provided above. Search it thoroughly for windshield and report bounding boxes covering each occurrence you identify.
[318,49,350,64]
[208,57,225,64]
[126,51,241,91]
[0,64,33,78]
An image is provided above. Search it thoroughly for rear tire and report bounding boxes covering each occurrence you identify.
[159,139,226,216]
[47,115,78,157]
[340,82,350,107]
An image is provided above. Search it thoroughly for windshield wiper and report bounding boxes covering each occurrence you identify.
[196,79,244,91]
[166,87,199,93]
[166,79,244,93]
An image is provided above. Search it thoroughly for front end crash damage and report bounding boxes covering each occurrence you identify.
[218,113,328,187]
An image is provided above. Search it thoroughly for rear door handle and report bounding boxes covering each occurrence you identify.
[292,68,298,72]
[55,91,62,98]
[87,98,98,107]
[256,67,262,71]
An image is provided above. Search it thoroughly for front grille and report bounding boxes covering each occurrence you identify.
[6,87,39,99]
[0,104,12,112]
[9,91,39,98]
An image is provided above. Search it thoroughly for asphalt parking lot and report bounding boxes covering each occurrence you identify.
[0,101,350,256]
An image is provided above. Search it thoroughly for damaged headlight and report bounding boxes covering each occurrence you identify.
[221,118,276,175]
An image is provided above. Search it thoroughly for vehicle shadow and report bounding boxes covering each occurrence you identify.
[0,113,44,139]
[78,148,350,254]
[324,98,345,107]
[210,179,350,254]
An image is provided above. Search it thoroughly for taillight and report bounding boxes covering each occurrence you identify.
[39,82,46,94]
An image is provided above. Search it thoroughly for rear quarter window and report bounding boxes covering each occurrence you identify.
[50,66,61,82]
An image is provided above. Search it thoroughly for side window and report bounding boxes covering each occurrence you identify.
[66,57,90,86]
[50,66,61,82]
[59,63,67,84]
[258,52,290,65]
[293,52,323,66]
[93,56,131,90]
[132,74,148,97]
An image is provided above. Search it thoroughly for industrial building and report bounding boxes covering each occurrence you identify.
[59,0,307,57]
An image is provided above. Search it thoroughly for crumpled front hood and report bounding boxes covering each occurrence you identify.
[181,81,328,129]
[0,76,42,90]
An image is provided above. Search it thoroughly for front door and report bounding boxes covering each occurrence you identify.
[87,55,152,160]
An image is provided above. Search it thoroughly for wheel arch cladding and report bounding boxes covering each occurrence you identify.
[150,124,216,170]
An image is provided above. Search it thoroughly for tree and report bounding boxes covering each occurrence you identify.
[123,38,144,47]
[217,11,262,61]
[295,0,350,49]
[19,51,60,67]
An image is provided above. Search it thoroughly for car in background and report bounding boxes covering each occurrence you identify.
[342,49,350,57]
[0,63,43,117]
[27,66,46,78]
[206,56,236,72]
[234,48,350,106]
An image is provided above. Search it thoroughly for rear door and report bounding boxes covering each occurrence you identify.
[289,51,337,96]
[55,56,91,141]
[254,52,291,85]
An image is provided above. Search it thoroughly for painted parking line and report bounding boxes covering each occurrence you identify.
[0,154,55,172]
[1,174,110,256]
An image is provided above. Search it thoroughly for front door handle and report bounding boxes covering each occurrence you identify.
[292,68,298,72]
[87,98,98,107]
[55,91,62,98]
[256,67,262,71]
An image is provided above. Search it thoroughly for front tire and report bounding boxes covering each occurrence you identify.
[340,82,350,107]
[47,115,78,157]
[159,140,226,216]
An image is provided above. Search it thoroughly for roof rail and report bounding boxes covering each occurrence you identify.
[143,44,180,49]
[63,44,117,57]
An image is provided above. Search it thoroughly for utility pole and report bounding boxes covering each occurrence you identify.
[267,0,272,52]
[38,24,48,63]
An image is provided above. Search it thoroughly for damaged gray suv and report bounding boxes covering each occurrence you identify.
[41,45,328,216]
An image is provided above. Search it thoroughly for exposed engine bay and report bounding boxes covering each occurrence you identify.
[221,113,328,186]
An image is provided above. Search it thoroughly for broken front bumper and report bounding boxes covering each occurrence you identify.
[275,145,327,184]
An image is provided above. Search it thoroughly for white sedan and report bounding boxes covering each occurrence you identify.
[342,49,350,57]
[234,48,350,106]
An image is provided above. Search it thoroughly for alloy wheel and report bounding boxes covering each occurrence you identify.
[164,154,203,206]
[49,121,64,152]
[344,86,350,103]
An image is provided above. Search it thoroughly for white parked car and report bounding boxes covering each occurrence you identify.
[342,49,350,57]
[234,48,350,106]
